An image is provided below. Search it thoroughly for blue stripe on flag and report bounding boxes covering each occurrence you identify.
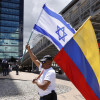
[43,4,75,34]
[34,24,63,50]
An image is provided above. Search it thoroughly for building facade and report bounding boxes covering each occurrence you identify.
[0,0,24,59]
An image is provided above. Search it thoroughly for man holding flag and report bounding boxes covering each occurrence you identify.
[25,4,75,100]
[26,44,57,100]
[25,2,100,100]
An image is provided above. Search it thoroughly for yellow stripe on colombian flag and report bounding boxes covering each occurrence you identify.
[73,17,100,86]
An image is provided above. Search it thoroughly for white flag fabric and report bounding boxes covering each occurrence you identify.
[33,4,76,50]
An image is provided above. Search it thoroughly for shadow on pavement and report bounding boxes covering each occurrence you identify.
[56,73,70,81]
[0,74,22,98]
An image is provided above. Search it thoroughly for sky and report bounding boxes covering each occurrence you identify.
[23,0,72,53]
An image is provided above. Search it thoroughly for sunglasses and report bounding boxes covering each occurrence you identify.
[42,61,46,64]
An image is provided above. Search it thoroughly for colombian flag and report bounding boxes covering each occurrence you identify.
[54,17,100,100]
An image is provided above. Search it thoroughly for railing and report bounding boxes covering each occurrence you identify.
[63,0,100,28]
[22,37,52,63]
[33,37,51,55]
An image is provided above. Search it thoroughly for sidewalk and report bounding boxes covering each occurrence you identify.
[0,71,85,100]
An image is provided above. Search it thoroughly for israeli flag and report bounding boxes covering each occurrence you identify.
[33,4,76,50]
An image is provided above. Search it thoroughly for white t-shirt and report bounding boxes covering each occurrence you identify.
[38,63,56,97]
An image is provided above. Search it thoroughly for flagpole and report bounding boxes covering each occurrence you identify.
[21,31,33,63]
[21,4,44,63]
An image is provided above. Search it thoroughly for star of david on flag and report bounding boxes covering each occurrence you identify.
[56,26,67,42]
[33,4,76,50]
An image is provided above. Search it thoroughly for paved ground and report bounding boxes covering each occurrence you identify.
[0,71,85,100]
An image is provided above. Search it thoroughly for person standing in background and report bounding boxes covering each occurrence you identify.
[15,64,19,75]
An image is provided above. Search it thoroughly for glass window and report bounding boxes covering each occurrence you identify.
[0,46,18,52]
[0,39,19,45]
[1,2,19,9]
[10,0,20,3]
[0,27,19,33]
[0,53,19,59]
[0,14,19,21]
[1,0,20,3]
[0,33,19,39]
[1,21,19,27]
[1,8,19,15]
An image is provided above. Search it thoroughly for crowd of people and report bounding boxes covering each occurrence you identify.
[0,60,19,76]
[2,60,10,76]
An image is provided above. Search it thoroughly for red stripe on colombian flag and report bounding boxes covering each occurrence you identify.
[98,43,100,48]
[54,48,99,100]
[98,43,100,53]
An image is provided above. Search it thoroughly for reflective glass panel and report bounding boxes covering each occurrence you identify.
[0,46,18,52]
[0,40,19,45]
[1,0,20,4]
[0,14,19,21]
[1,2,19,9]
[1,21,19,27]
[0,27,19,33]
[0,33,19,39]
[1,8,19,15]
[0,53,19,59]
